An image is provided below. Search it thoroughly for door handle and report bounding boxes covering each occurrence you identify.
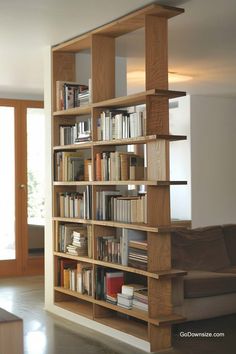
[19,184,26,189]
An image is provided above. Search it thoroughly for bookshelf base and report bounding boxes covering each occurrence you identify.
[47,303,152,352]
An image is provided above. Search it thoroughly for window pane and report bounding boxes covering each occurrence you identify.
[27,108,45,226]
[0,107,15,260]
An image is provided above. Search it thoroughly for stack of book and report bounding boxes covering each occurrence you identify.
[78,89,90,106]
[58,223,86,253]
[97,107,146,141]
[58,186,91,219]
[59,119,91,145]
[97,236,121,263]
[128,239,148,270]
[96,191,147,223]
[56,81,89,111]
[120,229,146,266]
[66,229,88,256]
[132,288,148,312]
[117,284,147,310]
[95,151,144,181]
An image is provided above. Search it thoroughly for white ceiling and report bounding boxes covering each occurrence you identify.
[0,0,236,99]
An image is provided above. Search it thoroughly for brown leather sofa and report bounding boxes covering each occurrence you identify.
[171,225,236,320]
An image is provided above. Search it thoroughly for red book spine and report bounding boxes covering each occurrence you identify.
[106,273,124,297]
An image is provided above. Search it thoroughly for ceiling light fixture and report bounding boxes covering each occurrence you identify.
[127,71,193,83]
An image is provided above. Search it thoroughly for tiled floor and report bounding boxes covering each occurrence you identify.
[0,276,235,354]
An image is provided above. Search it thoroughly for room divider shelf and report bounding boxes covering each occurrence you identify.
[51,3,186,352]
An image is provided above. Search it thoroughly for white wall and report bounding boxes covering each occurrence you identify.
[191,95,236,227]
[170,96,191,221]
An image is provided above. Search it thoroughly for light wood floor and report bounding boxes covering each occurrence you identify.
[0,276,235,354]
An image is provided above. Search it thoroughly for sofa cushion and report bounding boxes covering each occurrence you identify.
[171,226,231,271]
[222,224,236,265]
[184,270,236,298]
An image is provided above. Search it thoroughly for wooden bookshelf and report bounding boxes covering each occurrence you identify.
[51,3,186,352]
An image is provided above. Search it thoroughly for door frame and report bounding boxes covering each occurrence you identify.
[0,99,44,276]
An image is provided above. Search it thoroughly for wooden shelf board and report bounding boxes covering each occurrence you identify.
[155,313,186,326]
[93,89,186,108]
[54,286,93,303]
[93,259,159,279]
[53,217,178,234]
[95,316,148,341]
[54,252,93,263]
[52,217,92,225]
[54,252,186,279]
[52,4,183,53]
[53,180,187,186]
[94,4,184,38]
[53,105,91,116]
[52,90,186,117]
[93,134,187,146]
[54,300,93,320]
[53,142,92,151]
[53,181,91,186]
[92,220,158,232]
[92,180,187,186]
[52,33,91,52]
[53,135,186,151]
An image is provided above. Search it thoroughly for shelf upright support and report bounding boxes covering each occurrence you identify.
[91,34,115,103]
[145,14,172,352]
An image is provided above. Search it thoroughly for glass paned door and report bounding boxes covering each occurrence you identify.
[27,108,45,257]
[0,99,44,276]
[0,106,15,260]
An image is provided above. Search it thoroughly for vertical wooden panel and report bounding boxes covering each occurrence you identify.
[147,186,170,226]
[147,140,166,180]
[91,35,115,102]
[145,15,168,90]
[148,324,171,352]
[148,278,172,317]
[146,96,169,135]
[147,232,171,271]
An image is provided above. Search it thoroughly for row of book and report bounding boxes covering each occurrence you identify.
[58,187,91,219]
[54,152,92,181]
[97,229,146,267]
[56,81,91,111]
[59,259,93,295]
[58,223,93,258]
[97,108,146,141]
[96,191,147,223]
[59,260,148,311]
[95,152,144,181]
[59,119,91,146]
[58,223,146,267]
[95,268,148,311]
